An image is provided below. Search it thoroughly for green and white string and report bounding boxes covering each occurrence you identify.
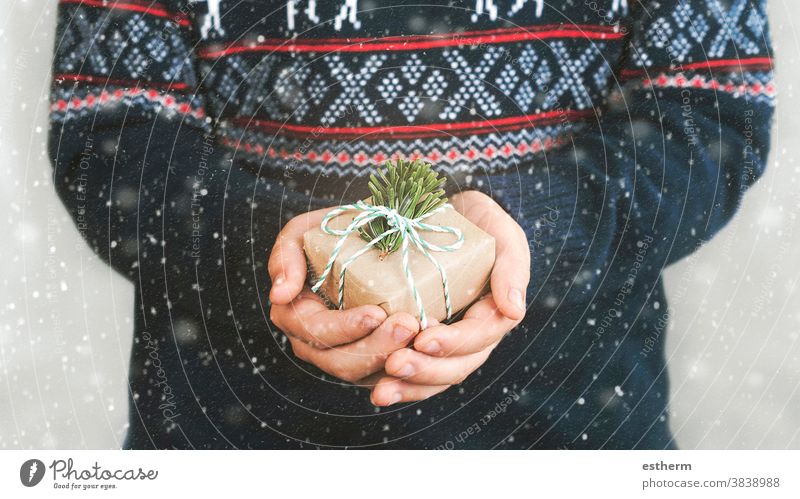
[310,200,464,329]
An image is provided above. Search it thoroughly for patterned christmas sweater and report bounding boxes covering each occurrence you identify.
[49,1,775,449]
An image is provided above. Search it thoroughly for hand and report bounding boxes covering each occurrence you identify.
[370,191,531,406]
[268,209,419,383]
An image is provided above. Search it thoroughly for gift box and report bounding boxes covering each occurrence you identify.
[302,160,495,327]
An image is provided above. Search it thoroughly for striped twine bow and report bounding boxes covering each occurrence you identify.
[310,200,464,329]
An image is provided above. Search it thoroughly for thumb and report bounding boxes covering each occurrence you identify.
[268,232,306,305]
[268,210,325,305]
[488,213,530,321]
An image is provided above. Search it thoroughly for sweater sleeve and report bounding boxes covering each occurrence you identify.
[479,0,775,310]
[48,0,287,287]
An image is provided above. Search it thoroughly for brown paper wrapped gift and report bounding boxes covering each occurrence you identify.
[303,203,495,325]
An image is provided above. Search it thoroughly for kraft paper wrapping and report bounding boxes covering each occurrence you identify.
[303,204,495,324]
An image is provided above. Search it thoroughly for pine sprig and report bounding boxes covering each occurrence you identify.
[359,158,447,256]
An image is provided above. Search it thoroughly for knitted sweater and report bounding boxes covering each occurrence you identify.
[49,0,775,449]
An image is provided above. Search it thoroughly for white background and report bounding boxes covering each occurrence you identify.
[2,450,800,497]
[1,1,799,449]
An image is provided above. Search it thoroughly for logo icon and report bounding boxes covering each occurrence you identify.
[20,459,45,487]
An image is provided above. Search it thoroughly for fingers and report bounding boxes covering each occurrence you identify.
[342,312,420,357]
[370,376,451,406]
[288,312,421,383]
[354,370,386,388]
[270,289,387,347]
[384,344,496,386]
[371,303,507,404]
[487,216,530,321]
[268,209,327,305]
[267,231,306,305]
[450,191,530,321]
[413,295,517,356]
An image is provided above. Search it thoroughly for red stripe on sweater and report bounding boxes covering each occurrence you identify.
[620,57,774,78]
[219,134,569,166]
[230,110,592,139]
[59,0,190,27]
[640,73,776,98]
[198,25,625,57]
[51,87,205,119]
[228,23,618,46]
[53,73,190,92]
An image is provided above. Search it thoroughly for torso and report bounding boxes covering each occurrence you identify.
[187,1,631,184]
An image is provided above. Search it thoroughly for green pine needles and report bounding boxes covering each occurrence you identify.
[360,158,447,257]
